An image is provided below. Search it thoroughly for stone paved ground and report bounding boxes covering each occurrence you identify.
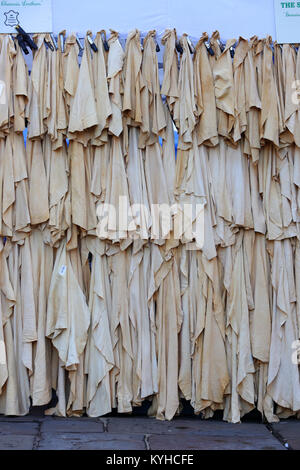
[0,415,297,450]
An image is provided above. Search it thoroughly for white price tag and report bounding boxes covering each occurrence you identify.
[59,265,67,277]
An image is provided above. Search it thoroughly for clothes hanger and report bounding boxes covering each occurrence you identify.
[15,25,38,54]
[187,36,195,54]
[204,39,214,56]
[50,34,58,51]
[59,32,65,53]
[100,30,109,52]
[175,40,183,54]
[87,32,98,52]
[217,38,225,52]
[76,34,84,51]
[44,37,54,51]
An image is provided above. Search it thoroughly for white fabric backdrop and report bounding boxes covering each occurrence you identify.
[52,0,277,41]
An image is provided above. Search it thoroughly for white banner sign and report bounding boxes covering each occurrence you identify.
[274,0,300,43]
[0,0,52,33]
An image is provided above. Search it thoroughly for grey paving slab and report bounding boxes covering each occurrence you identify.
[107,417,174,434]
[0,416,42,422]
[40,417,104,433]
[272,420,300,450]
[148,433,285,450]
[0,416,289,450]
[0,434,35,450]
[107,417,274,437]
[38,432,146,450]
[0,421,39,435]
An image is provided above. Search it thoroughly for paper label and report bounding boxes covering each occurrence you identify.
[0,0,52,33]
[59,265,67,277]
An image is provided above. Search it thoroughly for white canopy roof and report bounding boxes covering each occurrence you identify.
[52,0,276,41]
